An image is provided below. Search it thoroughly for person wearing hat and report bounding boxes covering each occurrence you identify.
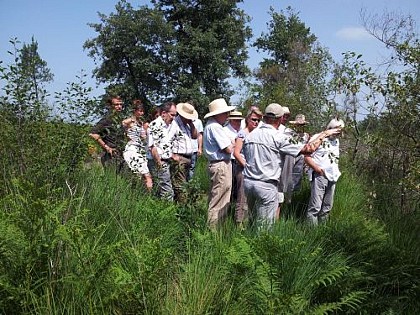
[147,101,177,201]
[277,113,311,209]
[305,118,345,225]
[203,98,235,229]
[242,103,341,229]
[169,102,198,202]
[224,110,243,215]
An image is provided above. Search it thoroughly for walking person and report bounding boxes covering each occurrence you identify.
[305,118,345,225]
[122,100,153,191]
[147,101,177,200]
[89,95,126,173]
[203,98,235,229]
[233,107,263,226]
[242,103,341,230]
[170,102,198,202]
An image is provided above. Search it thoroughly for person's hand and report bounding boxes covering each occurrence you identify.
[172,154,180,162]
[314,166,324,176]
[324,128,341,138]
[104,145,114,156]
[197,148,202,156]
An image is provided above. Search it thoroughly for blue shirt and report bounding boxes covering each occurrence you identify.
[203,118,232,161]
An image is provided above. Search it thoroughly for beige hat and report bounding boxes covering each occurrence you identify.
[228,110,243,120]
[264,103,284,118]
[327,118,345,129]
[176,102,198,120]
[204,98,235,119]
[289,114,309,125]
[282,106,290,114]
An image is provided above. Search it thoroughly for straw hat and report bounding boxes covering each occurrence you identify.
[176,102,198,120]
[228,110,243,120]
[289,114,309,125]
[204,98,235,119]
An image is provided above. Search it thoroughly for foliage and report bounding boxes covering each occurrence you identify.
[84,0,252,115]
[251,7,336,130]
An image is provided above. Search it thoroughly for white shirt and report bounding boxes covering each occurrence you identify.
[171,115,194,155]
[203,118,232,161]
[223,123,239,160]
[191,119,204,152]
[147,116,174,160]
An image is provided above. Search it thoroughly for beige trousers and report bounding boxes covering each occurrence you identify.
[207,160,232,228]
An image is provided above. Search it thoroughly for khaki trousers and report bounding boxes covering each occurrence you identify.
[207,160,232,228]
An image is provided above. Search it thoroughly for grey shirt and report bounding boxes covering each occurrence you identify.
[243,123,304,183]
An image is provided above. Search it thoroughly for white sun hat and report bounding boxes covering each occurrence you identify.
[176,102,198,120]
[204,98,235,119]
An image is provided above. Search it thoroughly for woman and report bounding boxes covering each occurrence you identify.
[122,100,153,191]
[233,108,263,225]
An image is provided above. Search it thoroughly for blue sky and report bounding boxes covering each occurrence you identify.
[1,0,419,104]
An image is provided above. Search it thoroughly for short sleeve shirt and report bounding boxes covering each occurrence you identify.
[147,116,173,159]
[203,118,232,161]
[90,113,125,150]
[191,119,204,152]
[308,133,341,182]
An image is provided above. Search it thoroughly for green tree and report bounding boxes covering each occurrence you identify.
[252,7,335,129]
[84,0,252,114]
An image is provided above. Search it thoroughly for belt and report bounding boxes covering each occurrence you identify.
[174,153,192,158]
[209,159,230,164]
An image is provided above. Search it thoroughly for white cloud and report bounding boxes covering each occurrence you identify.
[335,27,373,41]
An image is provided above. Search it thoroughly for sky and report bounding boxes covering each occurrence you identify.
[1,0,419,105]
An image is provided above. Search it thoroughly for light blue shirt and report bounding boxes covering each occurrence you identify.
[203,118,232,161]
[243,123,304,182]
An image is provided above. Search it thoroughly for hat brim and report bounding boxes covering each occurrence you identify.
[289,121,309,125]
[204,106,235,119]
[176,104,198,120]
[229,116,243,120]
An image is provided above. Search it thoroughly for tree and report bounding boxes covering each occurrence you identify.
[84,0,252,115]
[252,7,335,130]
[332,10,419,212]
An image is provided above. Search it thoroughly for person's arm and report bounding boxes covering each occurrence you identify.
[188,121,198,139]
[197,132,203,156]
[222,144,234,155]
[89,133,113,155]
[233,137,246,167]
[300,128,340,155]
[304,155,324,176]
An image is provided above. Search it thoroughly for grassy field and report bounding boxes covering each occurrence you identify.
[0,156,419,314]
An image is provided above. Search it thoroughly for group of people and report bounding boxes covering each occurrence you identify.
[89,96,204,203]
[89,95,344,230]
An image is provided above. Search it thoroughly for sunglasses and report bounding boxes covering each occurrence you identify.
[250,118,260,122]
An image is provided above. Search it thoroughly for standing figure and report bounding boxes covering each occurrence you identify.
[89,95,126,173]
[170,102,198,202]
[305,118,345,225]
[203,98,235,229]
[147,102,177,200]
[122,100,153,191]
[242,104,341,230]
[224,111,243,210]
[233,108,263,225]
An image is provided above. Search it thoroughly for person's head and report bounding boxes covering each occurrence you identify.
[106,95,123,113]
[281,106,291,124]
[161,101,177,125]
[245,107,263,131]
[176,102,198,124]
[132,99,145,118]
[228,111,243,130]
[263,103,284,128]
[204,98,235,125]
[289,114,309,132]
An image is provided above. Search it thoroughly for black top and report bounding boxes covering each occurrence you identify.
[90,113,125,150]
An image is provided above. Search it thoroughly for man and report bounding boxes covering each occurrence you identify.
[147,101,177,200]
[203,98,235,229]
[305,118,344,225]
[89,95,126,173]
[170,102,198,202]
[242,103,341,229]
[224,111,243,212]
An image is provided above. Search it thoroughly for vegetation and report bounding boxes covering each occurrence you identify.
[0,2,419,314]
